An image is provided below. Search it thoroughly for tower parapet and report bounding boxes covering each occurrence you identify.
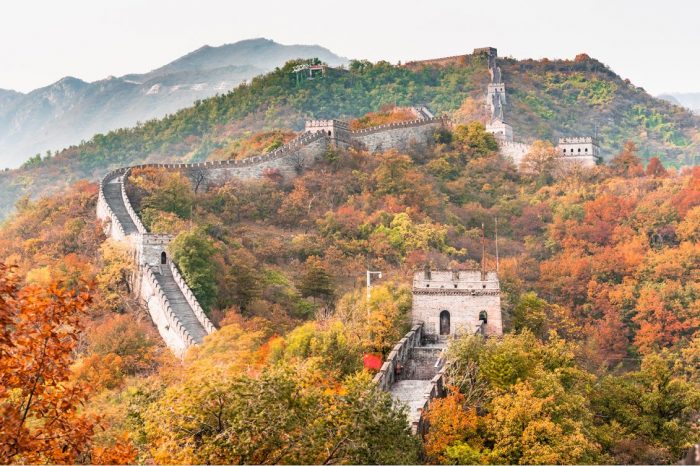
[411,269,503,339]
[304,119,351,142]
[556,136,600,167]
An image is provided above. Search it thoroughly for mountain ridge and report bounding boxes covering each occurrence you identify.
[0,38,347,168]
[0,49,697,221]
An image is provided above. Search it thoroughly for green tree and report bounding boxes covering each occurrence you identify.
[223,249,262,312]
[511,291,548,336]
[298,256,334,306]
[169,227,218,312]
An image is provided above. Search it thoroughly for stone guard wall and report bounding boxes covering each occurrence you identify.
[169,261,217,335]
[351,117,445,153]
[97,169,215,357]
[98,107,442,355]
[373,324,424,391]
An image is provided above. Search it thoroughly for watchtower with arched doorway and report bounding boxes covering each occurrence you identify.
[134,234,174,269]
[411,268,502,340]
[304,119,350,143]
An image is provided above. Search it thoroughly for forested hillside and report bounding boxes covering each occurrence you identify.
[1,119,698,463]
[1,52,698,219]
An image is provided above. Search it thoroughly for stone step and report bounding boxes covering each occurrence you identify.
[102,181,138,235]
[153,267,208,344]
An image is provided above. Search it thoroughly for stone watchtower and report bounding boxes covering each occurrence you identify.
[411,269,503,339]
[556,136,600,167]
[304,119,350,143]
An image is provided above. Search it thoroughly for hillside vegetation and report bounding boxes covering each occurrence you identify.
[1,118,698,463]
[1,52,698,219]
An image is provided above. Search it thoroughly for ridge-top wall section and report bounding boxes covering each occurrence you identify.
[351,118,445,153]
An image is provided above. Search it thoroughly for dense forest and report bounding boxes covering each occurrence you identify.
[0,116,698,463]
[1,53,698,218]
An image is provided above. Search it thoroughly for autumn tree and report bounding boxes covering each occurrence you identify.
[423,389,480,464]
[0,264,95,464]
[609,141,644,177]
[645,156,667,177]
[592,353,700,463]
[298,256,335,310]
[222,248,262,313]
[519,140,561,184]
[632,287,692,353]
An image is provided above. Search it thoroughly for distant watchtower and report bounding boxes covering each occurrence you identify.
[304,119,350,143]
[411,269,503,339]
[556,136,600,167]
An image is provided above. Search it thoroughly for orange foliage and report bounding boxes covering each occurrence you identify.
[208,130,297,161]
[633,287,695,354]
[0,264,95,463]
[645,157,667,178]
[349,106,417,130]
[423,389,479,464]
[673,166,700,216]
[90,432,138,465]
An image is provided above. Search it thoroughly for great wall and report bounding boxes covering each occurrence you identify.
[96,47,596,430]
[97,107,446,357]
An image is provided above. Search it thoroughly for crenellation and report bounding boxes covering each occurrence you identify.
[99,106,455,356]
[411,268,503,338]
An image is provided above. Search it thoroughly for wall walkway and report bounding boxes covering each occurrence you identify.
[97,107,444,356]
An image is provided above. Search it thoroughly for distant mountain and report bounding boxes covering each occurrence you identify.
[658,92,700,114]
[0,38,347,168]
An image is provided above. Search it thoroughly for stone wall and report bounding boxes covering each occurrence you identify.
[500,141,531,167]
[402,346,443,380]
[373,324,424,391]
[98,108,442,355]
[97,170,215,357]
[136,265,196,357]
[351,117,445,153]
[169,261,217,334]
[96,168,129,241]
[403,54,470,70]
[411,270,503,337]
[122,168,148,234]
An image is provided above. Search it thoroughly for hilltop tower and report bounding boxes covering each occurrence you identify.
[556,136,600,167]
[411,269,503,339]
[304,119,351,143]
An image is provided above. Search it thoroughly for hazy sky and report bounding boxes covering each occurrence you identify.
[1,0,697,95]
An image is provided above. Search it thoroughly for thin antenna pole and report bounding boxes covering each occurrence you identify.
[481,223,486,280]
[495,217,499,275]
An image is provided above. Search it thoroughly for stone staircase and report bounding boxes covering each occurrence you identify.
[388,342,445,432]
[373,324,447,434]
[153,265,208,344]
[102,178,139,235]
[99,171,212,351]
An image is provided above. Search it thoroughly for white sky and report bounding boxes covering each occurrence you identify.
[0,0,698,95]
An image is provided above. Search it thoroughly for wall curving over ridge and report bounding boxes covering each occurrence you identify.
[96,107,445,356]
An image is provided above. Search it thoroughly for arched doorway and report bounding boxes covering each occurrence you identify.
[439,310,450,335]
[479,310,488,324]
[160,251,167,265]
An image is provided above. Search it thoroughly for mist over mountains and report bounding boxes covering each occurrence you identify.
[658,92,700,114]
[0,38,347,168]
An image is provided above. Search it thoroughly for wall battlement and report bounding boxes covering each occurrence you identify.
[558,136,597,144]
[97,106,442,355]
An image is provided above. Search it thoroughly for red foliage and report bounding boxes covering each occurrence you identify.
[363,353,383,371]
